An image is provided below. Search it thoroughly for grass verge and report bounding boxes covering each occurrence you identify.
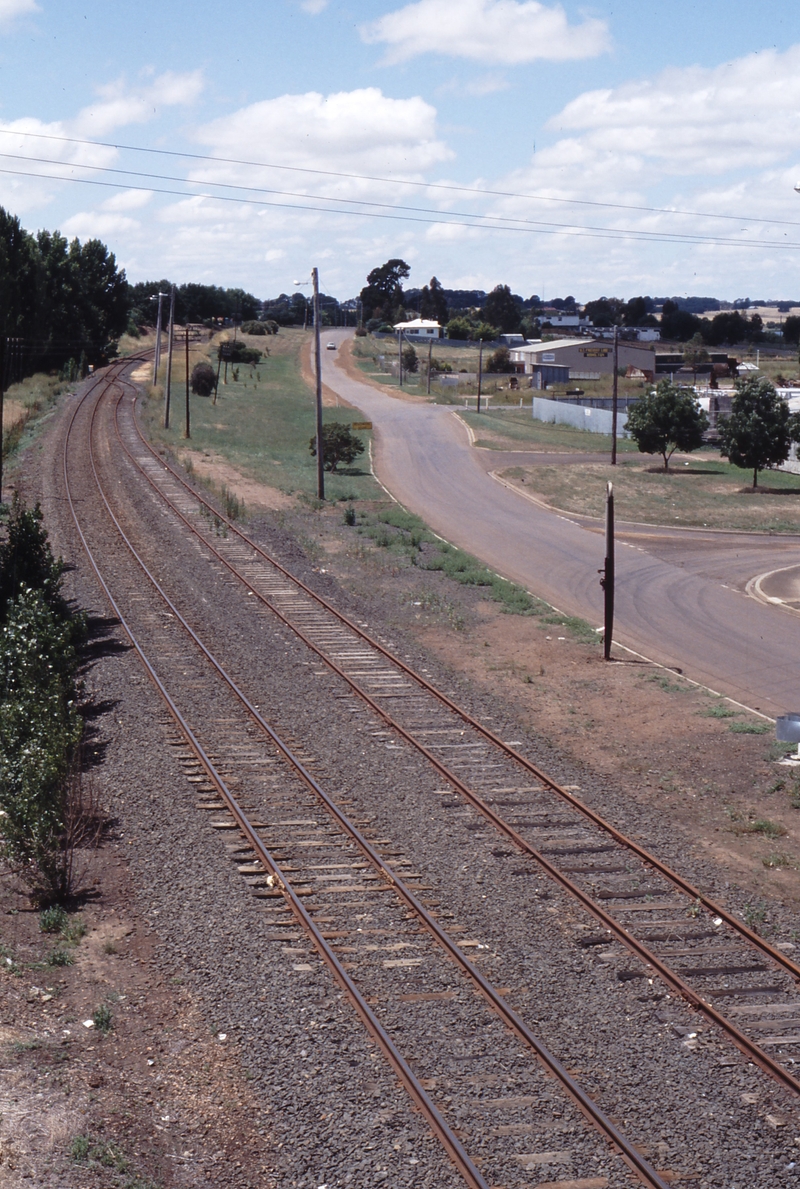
[460,407,641,454]
[2,373,73,470]
[139,328,382,503]
[500,455,800,533]
[349,503,598,638]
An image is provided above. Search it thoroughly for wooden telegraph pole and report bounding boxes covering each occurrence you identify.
[427,336,433,396]
[183,327,191,439]
[601,481,615,660]
[611,324,619,466]
[0,337,6,503]
[312,267,324,500]
[477,338,484,413]
[164,284,175,429]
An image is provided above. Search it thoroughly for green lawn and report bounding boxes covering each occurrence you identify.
[501,455,800,532]
[139,328,381,503]
[460,407,641,454]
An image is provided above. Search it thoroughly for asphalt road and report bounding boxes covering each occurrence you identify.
[321,331,800,716]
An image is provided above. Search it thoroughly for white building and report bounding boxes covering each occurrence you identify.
[393,318,442,338]
[543,312,591,330]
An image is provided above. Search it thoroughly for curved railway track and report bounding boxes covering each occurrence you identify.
[105,360,800,1102]
[61,365,680,1186]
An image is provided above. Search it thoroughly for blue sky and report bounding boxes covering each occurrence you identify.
[2,0,800,302]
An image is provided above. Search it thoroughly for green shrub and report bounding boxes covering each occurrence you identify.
[46,947,73,967]
[310,424,365,472]
[190,361,216,397]
[219,340,261,365]
[0,495,68,624]
[92,1003,113,1035]
[240,319,278,335]
[39,905,68,933]
[0,589,83,898]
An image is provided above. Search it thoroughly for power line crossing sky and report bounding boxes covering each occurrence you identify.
[1,0,800,300]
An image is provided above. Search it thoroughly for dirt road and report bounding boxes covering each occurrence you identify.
[322,330,800,717]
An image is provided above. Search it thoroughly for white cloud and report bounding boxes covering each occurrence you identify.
[0,0,37,22]
[0,71,204,218]
[11,47,800,304]
[61,211,141,239]
[361,0,610,65]
[300,0,328,12]
[192,88,453,204]
[551,45,800,176]
[101,189,153,212]
[72,70,204,138]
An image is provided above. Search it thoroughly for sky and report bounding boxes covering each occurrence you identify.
[2,0,800,302]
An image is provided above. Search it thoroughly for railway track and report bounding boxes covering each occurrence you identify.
[61,369,682,1185]
[107,360,800,1103]
[53,354,800,1185]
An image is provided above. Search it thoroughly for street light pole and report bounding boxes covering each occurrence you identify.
[312,267,324,500]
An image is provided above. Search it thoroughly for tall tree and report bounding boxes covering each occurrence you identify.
[660,300,703,342]
[683,332,709,381]
[359,259,410,322]
[782,315,800,346]
[482,284,521,333]
[719,377,795,488]
[626,380,709,471]
[584,297,624,328]
[419,276,448,325]
[0,208,42,340]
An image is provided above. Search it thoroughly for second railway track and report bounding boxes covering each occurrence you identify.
[54,355,800,1186]
[111,361,800,1096]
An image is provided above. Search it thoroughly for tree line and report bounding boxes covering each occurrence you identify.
[0,206,128,376]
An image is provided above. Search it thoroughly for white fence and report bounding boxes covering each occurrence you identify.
[532,395,630,436]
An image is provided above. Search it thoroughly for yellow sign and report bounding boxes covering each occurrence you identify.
[352,421,372,430]
[580,347,610,357]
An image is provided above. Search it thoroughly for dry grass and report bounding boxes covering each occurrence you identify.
[500,456,800,532]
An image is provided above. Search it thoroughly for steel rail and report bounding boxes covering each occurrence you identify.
[63,368,494,1189]
[111,369,800,1097]
[93,378,673,1187]
[121,376,800,986]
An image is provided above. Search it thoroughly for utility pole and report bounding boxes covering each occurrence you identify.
[611,323,619,466]
[151,292,166,385]
[397,329,403,387]
[214,350,222,405]
[164,284,175,429]
[600,481,615,661]
[183,327,191,439]
[0,338,6,503]
[427,336,433,396]
[312,267,324,500]
[477,339,484,413]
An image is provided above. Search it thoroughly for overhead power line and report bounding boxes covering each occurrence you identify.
[1,161,800,252]
[0,150,795,249]
[0,125,797,231]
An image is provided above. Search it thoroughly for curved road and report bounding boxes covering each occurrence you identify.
[321,331,800,717]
